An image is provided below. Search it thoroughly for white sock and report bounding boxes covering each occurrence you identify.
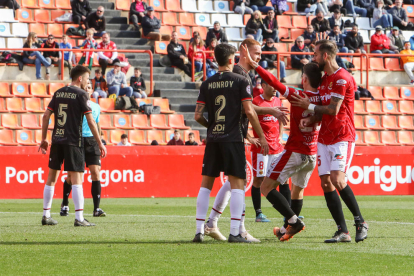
[230,189,244,236]
[207,180,231,228]
[239,203,246,233]
[72,185,85,222]
[288,215,298,224]
[280,226,286,234]
[196,187,211,234]
[43,185,54,217]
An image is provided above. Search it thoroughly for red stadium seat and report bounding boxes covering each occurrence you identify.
[405,5,414,17]
[355,131,365,146]
[113,114,134,129]
[21,114,41,129]
[110,130,127,144]
[153,98,175,114]
[398,116,414,130]
[116,0,130,10]
[384,58,402,70]
[382,100,400,114]
[0,83,12,97]
[292,15,307,28]
[277,15,292,28]
[99,98,117,113]
[6,98,24,112]
[168,114,190,129]
[176,26,192,40]
[55,0,71,9]
[47,24,63,37]
[99,114,115,130]
[284,2,298,14]
[136,98,151,106]
[2,114,22,129]
[166,0,183,12]
[179,13,197,26]
[51,10,68,22]
[192,26,207,41]
[399,101,414,114]
[22,0,39,8]
[132,114,152,129]
[43,98,52,110]
[149,0,167,11]
[0,130,18,145]
[397,131,414,145]
[290,28,303,41]
[41,114,55,129]
[25,98,44,112]
[365,115,383,130]
[154,41,169,55]
[39,0,56,9]
[354,115,367,130]
[354,100,368,114]
[400,87,414,100]
[146,130,164,144]
[381,115,400,130]
[383,87,400,100]
[368,86,385,100]
[16,130,37,145]
[365,100,385,114]
[29,23,47,38]
[16,9,36,23]
[184,130,201,144]
[129,130,148,145]
[274,43,288,52]
[34,10,54,23]
[165,129,175,142]
[150,114,170,130]
[0,99,6,112]
[278,28,292,42]
[35,129,52,143]
[369,58,385,70]
[30,83,51,98]
[363,131,383,145]
[244,14,250,25]
[12,83,31,98]
[380,131,399,145]
[281,131,290,145]
[162,13,179,26]
[49,83,65,95]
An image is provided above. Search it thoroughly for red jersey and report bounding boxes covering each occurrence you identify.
[318,67,356,145]
[251,95,284,155]
[97,41,117,59]
[253,87,263,98]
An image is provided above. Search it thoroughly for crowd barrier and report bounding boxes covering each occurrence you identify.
[0,146,413,199]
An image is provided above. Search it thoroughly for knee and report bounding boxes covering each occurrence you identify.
[329,176,347,190]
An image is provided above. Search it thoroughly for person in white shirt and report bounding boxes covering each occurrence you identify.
[117,134,132,146]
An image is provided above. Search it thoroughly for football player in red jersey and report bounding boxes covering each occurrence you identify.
[291,39,368,243]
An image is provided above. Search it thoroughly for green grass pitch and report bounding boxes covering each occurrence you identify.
[1,196,413,275]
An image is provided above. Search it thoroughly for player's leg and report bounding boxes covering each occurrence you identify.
[193,175,215,242]
[90,165,106,217]
[251,152,270,222]
[60,175,72,216]
[206,180,231,229]
[42,169,60,225]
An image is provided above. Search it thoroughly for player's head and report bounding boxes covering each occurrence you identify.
[240,39,262,66]
[215,43,237,69]
[261,79,276,98]
[302,63,322,89]
[70,65,91,89]
[313,39,337,71]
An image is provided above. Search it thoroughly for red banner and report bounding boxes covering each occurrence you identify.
[0,146,413,199]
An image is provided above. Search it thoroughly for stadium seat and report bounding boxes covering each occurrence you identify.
[99,114,115,130]
[30,83,50,98]
[16,130,37,145]
[146,130,164,144]
[51,10,66,21]
[34,10,53,23]
[114,114,134,129]
[214,1,231,13]
[384,58,402,70]
[0,37,5,48]
[116,0,130,11]
[25,98,44,113]
[179,13,198,26]
[132,114,152,129]
[0,129,17,145]
[0,83,12,97]
[11,83,31,98]
[29,23,47,37]
[192,26,207,40]
[162,13,179,26]
[354,131,365,146]
[184,130,200,144]
[290,29,303,41]
[0,9,18,22]
[400,87,414,100]
[99,98,117,113]
[21,114,40,129]
[135,98,151,106]
[368,86,385,100]
[383,87,400,100]
[381,115,399,130]
[0,23,12,37]
[243,14,250,25]
[195,13,212,26]
[380,131,398,145]
[6,98,24,112]
[369,57,385,70]
[168,114,190,129]
[356,17,372,30]
[382,100,400,114]
[16,9,35,23]
[399,100,414,114]
[35,129,52,143]
[150,114,170,129]
[2,114,22,129]
[281,131,290,144]
[405,5,414,17]
[11,23,29,38]
[0,99,6,112]
[277,15,292,28]
[41,114,54,129]
[159,25,173,36]
[129,130,148,145]
[182,0,199,12]
[227,14,245,27]
[47,24,63,37]
[363,131,383,145]
[165,129,175,142]
[284,2,298,15]
[365,100,385,114]
[49,83,65,95]
[22,0,39,9]
[43,98,51,110]
[211,14,228,26]
[274,43,287,52]
[154,41,169,55]
[153,98,175,114]
[398,116,414,130]
[292,16,307,28]
[397,131,414,145]
[55,0,71,9]
[176,26,191,40]
[110,130,126,144]
[39,0,56,9]
[278,28,292,41]
[365,115,383,129]
[226,28,243,41]
[354,100,368,114]
[149,0,167,11]
[354,115,367,130]
[166,0,183,12]
[198,0,215,13]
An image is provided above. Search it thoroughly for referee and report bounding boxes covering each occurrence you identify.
[193,43,269,243]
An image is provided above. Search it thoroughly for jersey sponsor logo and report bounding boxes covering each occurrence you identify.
[336,79,347,85]
[262,115,277,122]
[320,94,331,102]
[328,82,333,90]
[334,154,344,160]
[220,160,253,191]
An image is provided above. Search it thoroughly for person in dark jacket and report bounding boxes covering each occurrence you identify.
[71,0,92,28]
[141,6,171,41]
[262,9,279,43]
[85,7,106,37]
[303,24,317,49]
[167,130,184,145]
[290,36,311,70]
[22,32,52,80]
[389,0,414,30]
[129,0,147,33]
[185,133,199,146]
[205,22,228,46]
[328,9,344,31]
[297,0,317,14]
[345,24,366,54]
[233,0,254,15]
[328,25,348,53]
[167,31,192,77]
[41,34,61,80]
[311,10,331,33]
[246,10,266,42]
[130,67,147,98]
[259,38,286,82]
[357,0,375,17]
[250,0,275,13]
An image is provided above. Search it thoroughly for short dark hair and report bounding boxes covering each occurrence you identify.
[70,65,90,80]
[316,9,323,14]
[352,23,359,28]
[333,25,340,28]
[214,43,236,66]
[121,134,128,139]
[95,69,101,73]
[188,132,194,136]
[303,63,322,89]
[315,39,337,58]
[151,140,159,145]
[134,67,141,71]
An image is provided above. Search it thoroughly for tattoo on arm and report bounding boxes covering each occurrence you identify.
[195,104,205,114]
[314,96,343,116]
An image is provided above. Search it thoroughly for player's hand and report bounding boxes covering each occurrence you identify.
[241,44,259,69]
[99,143,107,158]
[247,136,261,147]
[38,140,49,154]
[291,93,310,109]
[299,117,313,129]
[269,107,289,126]
[259,137,269,156]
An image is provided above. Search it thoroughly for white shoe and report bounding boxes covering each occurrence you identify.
[241,231,261,243]
[204,225,227,241]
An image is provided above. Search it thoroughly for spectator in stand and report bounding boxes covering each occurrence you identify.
[311,10,331,33]
[343,0,367,17]
[328,9,344,31]
[151,140,159,145]
[85,6,106,37]
[167,130,184,145]
[141,6,171,41]
[71,0,92,29]
[253,77,263,98]
[246,11,265,43]
[357,0,375,17]
[317,0,331,16]
[101,131,107,145]
[129,0,148,34]
[130,67,147,98]
[59,35,73,74]
[271,0,288,15]
[345,24,366,55]
[206,38,218,78]
[233,0,254,15]
[91,69,108,102]
[41,34,61,80]
[408,33,414,50]
[259,38,287,83]
[22,32,52,80]
[303,24,317,49]
[249,0,275,13]
[185,132,199,145]
[329,25,348,53]
[400,41,414,84]
[263,9,279,43]
[118,134,132,146]
[373,0,393,29]
[297,0,318,15]
[107,61,133,97]
[97,33,120,75]
[327,0,346,15]
[188,35,207,81]
[189,31,200,44]
[167,31,192,77]
[78,28,96,71]
[388,26,405,53]
[291,36,311,70]
[206,22,229,46]
[370,25,398,55]
[389,0,414,30]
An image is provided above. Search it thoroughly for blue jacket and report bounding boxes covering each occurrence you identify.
[291,44,311,68]
[328,32,345,48]
[303,30,316,46]
[409,35,414,50]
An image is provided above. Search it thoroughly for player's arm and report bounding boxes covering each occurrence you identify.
[290,93,343,116]
[38,109,52,154]
[279,120,283,144]
[86,113,107,158]
[253,104,289,126]
[194,103,208,128]
[245,132,260,147]
[243,100,269,156]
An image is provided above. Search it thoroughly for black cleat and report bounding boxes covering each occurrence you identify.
[355,222,368,243]
[42,216,58,226]
[228,234,251,243]
[60,206,69,216]
[74,219,96,227]
[280,219,305,242]
[324,231,352,243]
[192,233,204,243]
[93,208,106,217]
[273,227,284,240]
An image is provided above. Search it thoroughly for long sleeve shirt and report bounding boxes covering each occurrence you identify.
[370,33,390,52]
[107,69,127,87]
[389,6,408,25]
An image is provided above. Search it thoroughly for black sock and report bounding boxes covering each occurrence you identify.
[324,190,348,233]
[91,180,101,211]
[291,199,303,217]
[339,185,364,223]
[251,186,262,216]
[266,189,295,219]
[279,184,291,206]
[62,180,71,206]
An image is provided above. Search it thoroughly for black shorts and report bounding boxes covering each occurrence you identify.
[49,144,85,172]
[84,137,101,167]
[202,142,246,179]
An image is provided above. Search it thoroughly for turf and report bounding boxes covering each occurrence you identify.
[1,196,414,275]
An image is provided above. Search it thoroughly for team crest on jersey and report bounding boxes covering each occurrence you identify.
[246,86,251,94]
[336,79,347,86]
[334,154,344,160]
[328,82,333,90]
[87,100,91,107]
